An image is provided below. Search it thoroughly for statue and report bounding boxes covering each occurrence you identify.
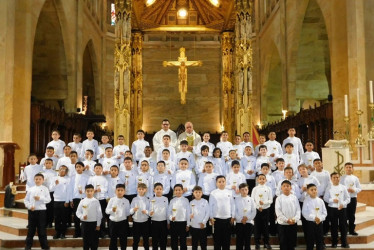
[163,47,202,104]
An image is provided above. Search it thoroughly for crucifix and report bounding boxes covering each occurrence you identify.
[163,47,202,104]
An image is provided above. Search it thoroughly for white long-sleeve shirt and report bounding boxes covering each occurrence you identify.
[24,185,51,210]
[113,144,130,164]
[255,156,271,174]
[149,196,169,222]
[68,173,89,201]
[198,172,219,195]
[189,199,210,228]
[282,137,304,162]
[282,153,299,174]
[168,196,190,222]
[176,151,195,170]
[107,177,124,198]
[106,197,130,222]
[209,188,235,219]
[130,196,150,222]
[211,157,226,176]
[300,151,320,168]
[56,156,71,171]
[68,142,83,160]
[82,139,99,160]
[251,184,273,210]
[76,197,102,226]
[234,196,256,224]
[297,175,320,202]
[171,169,196,197]
[310,170,331,197]
[276,179,301,200]
[302,196,327,222]
[153,129,178,152]
[225,172,246,197]
[50,176,70,202]
[46,139,66,158]
[275,193,301,225]
[121,169,138,195]
[157,146,177,163]
[136,172,154,198]
[195,156,213,176]
[216,141,233,158]
[241,155,256,179]
[23,164,43,191]
[131,139,150,161]
[153,173,171,195]
[88,175,108,200]
[324,184,350,208]
[42,169,57,191]
[194,141,215,157]
[340,174,362,198]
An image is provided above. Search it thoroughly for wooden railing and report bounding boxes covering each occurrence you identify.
[259,103,333,155]
[30,103,109,158]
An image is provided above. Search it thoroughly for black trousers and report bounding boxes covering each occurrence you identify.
[46,192,54,226]
[305,221,324,250]
[300,202,307,241]
[213,218,231,250]
[278,224,297,250]
[323,200,330,234]
[25,210,49,249]
[81,221,99,250]
[151,220,168,250]
[109,219,128,250]
[254,208,269,244]
[124,194,137,203]
[98,199,108,234]
[190,227,207,250]
[269,198,276,234]
[236,223,253,250]
[347,197,357,233]
[246,179,256,194]
[72,198,82,235]
[133,221,150,250]
[330,207,348,245]
[170,221,187,250]
[54,201,67,235]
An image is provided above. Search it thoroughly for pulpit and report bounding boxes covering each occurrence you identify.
[322,140,350,175]
[0,142,20,188]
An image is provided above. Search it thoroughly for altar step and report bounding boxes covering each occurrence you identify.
[0,205,374,248]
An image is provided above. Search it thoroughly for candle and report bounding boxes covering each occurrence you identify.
[357,88,360,110]
[370,81,373,103]
[344,95,348,117]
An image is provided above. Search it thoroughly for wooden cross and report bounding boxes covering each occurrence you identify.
[163,47,202,104]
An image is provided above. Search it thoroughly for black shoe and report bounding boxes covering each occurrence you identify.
[350,231,358,236]
[255,244,260,250]
[342,244,350,248]
[264,244,272,249]
[53,234,60,239]
[60,234,66,239]
[331,244,338,248]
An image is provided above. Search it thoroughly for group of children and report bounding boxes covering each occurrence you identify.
[22,127,362,250]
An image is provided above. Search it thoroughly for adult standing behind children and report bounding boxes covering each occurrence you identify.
[153,119,178,152]
[178,122,201,152]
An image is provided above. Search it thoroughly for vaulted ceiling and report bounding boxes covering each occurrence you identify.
[132,0,236,32]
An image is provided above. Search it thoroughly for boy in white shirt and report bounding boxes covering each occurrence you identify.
[197,161,218,200]
[105,183,130,250]
[241,145,256,192]
[100,147,119,179]
[22,154,43,191]
[41,159,57,228]
[56,145,72,170]
[137,146,156,173]
[83,149,96,176]
[300,141,320,173]
[137,160,154,198]
[157,135,177,162]
[131,129,150,162]
[264,132,283,170]
[66,151,79,177]
[302,184,327,250]
[113,135,130,164]
[282,128,304,163]
[275,180,301,250]
[195,145,213,177]
[254,134,267,157]
[226,160,246,198]
[68,133,83,160]
[153,161,171,199]
[46,130,66,158]
[226,149,241,174]
[260,163,277,237]
[168,184,190,250]
[240,131,254,152]
[130,183,150,250]
[82,130,99,160]
[190,186,210,250]
[88,163,108,237]
[171,158,196,201]
[275,167,301,200]
[235,183,257,250]
[98,134,112,160]
[194,132,215,157]
[252,174,273,249]
[272,158,285,185]
[282,143,299,175]
[107,165,123,199]
[216,131,233,159]
[176,140,196,170]
[324,172,350,248]
[39,147,58,170]
[50,166,69,239]
[121,157,138,203]
[150,183,169,249]
[256,145,271,173]
[76,184,102,250]
[211,148,226,176]
[24,173,51,250]
[209,176,235,250]
[233,135,244,158]
[340,162,361,236]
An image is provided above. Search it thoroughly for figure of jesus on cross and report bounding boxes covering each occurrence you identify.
[163,47,202,104]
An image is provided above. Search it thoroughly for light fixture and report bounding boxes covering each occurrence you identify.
[282,110,288,120]
[177,8,188,18]
[209,0,220,7]
[146,0,156,6]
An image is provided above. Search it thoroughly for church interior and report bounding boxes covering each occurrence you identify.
[1,0,374,248]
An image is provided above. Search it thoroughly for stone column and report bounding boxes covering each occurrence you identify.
[114,0,132,145]
[235,0,253,138]
[131,32,143,142]
[221,32,235,140]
